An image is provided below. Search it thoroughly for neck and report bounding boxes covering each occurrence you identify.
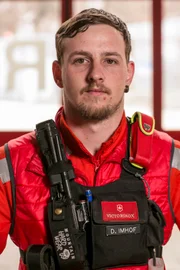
[64,107,124,155]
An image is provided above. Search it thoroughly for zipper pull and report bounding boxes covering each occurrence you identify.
[93,159,100,172]
[95,164,99,172]
[148,257,164,270]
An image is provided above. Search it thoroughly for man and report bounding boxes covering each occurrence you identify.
[0,8,180,270]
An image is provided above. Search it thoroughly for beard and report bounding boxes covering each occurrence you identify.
[76,97,123,121]
[64,83,124,121]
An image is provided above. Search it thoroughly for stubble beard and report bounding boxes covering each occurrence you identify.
[76,97,123,121]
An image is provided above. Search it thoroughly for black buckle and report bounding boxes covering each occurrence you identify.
[25,244,55,270]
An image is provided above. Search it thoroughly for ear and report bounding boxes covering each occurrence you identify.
[126,61,135,86]
[52,60,63,88]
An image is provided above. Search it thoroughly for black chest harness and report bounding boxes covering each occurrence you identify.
[21,117,166,270]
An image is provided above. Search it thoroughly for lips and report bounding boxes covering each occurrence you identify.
[80,85,110,95]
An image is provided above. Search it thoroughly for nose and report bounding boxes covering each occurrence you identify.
[87,61,105,84]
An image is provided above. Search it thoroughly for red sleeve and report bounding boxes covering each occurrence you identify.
[170,140,180,229]
[0,146,12,254]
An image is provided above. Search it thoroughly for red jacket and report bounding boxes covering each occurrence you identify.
[0,108,179,270]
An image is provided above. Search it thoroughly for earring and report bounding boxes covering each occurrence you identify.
[124,85,129,93]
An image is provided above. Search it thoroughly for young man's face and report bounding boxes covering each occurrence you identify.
[53,24,134,121]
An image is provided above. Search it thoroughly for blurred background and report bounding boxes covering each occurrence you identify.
[0,0,180,269]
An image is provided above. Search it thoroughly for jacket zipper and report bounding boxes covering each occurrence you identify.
[93,159,103,186]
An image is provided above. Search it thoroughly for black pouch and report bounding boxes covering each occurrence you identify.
[89,191,149,269]
[147,200,166,249]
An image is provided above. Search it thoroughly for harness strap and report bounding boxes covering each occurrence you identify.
[20,245,55,270]
[126,113,165,265]
[35,120,85,270]
[129,112,155,169]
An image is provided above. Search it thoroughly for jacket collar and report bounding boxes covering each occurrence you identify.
[26,106,127,175]
[56,107,127,161]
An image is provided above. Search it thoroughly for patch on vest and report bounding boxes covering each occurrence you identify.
[54,228,76,260]
[106,224,140,236]
[101,201,139,222]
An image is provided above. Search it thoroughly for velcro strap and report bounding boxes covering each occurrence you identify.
[130,112,155,169]
[24,245,55,270]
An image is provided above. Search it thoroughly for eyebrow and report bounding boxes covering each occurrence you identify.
[102,52,122,59]
[68,51,92,61]
[68,50,123,60]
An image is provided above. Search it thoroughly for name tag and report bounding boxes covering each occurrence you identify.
[106,224,140,236]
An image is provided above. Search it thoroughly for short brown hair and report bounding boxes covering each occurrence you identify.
[55,8,131,64]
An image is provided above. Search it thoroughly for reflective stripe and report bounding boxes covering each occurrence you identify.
[172,147,180,170]
[0,158,10,184]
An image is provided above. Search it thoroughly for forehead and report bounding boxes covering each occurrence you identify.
[62,24,125,55]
